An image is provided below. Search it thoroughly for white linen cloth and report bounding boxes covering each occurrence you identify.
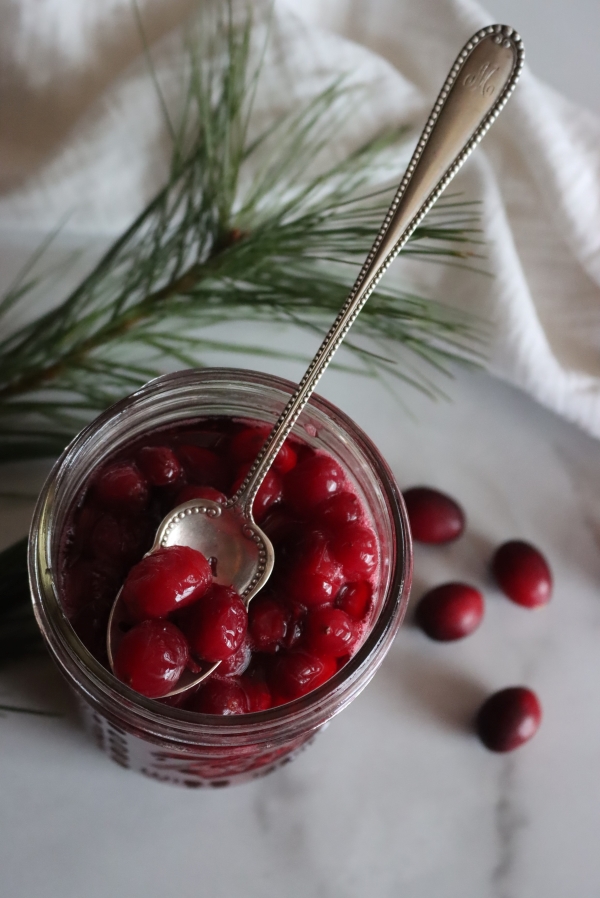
[1,0,600,436]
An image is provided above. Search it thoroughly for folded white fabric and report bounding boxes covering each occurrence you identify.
[1,0,599,437]
[280,0,600,438]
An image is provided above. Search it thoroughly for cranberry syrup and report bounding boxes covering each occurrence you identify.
[59,418,381,713]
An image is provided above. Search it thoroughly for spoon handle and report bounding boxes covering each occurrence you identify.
[236,25,524,515]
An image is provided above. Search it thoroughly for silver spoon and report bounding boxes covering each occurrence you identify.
[107,25,524,695]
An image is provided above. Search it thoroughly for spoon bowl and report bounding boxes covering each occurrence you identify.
[150,498,273,598]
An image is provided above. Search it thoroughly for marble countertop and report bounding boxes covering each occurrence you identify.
[2,1,600,895]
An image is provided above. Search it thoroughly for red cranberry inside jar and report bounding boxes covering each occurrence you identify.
[120,545,212,621]
[113,620,190,698]
[59,415,382,713]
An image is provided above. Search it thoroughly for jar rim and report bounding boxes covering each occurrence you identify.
[29,367,412,745]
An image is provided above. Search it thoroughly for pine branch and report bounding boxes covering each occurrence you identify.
[0,705,62,718]
[0,11,485,466]
[0,537,45,666]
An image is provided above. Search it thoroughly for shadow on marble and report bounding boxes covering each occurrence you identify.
[378,641,488,734]
[0,652,80,732]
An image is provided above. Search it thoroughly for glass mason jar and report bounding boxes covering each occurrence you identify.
[29,369,412,787]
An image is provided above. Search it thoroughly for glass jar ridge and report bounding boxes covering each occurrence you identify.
[29,368,412,786]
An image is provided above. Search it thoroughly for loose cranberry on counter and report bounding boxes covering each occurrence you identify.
[491,540,552,608]
[248,595,290,653]
[415,582,484,641]
[284,455,345,516]
[95,463,149,513]
[187,678,249,715]
[476,687,542,752]
[113,620,190,698]
[336,581,371,620]
[329,523,378,579]
[121,545,212,620]
[269,651,337,700]
[304,607,357,657]
[180,584,247,662]
[177,444,228,491]
[402,486,465,543]
[137,446,182,486]
[228,425,297,474]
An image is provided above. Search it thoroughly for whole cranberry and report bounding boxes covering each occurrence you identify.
[177,444,228,491]
[230,464,283,521]
[95,463,149,513]
[248,595,290,652]
[182,584,247,662]
[491,540,552,608]
[260,508,302,548]
[113,620,190,698]
[304,607,357,657]
[316,492,361,529]
[281,604,305,649]
[476,687,542,752]
[187,678,249,715]
[415,582,484,641]
[403,486,465,543]
[284,455,345,516]
[228,425,297,474]
[335,581,371,620]
[218,637,252,676]
[283,531,344,607]
[121,545,212,620]
[240,670,272,712]
[137,446,182,486]
[285,566,343,609]
[269,651,337,700]
[328,523,378,579]
[174,484,227,505]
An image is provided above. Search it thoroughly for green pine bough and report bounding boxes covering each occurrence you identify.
[0,10,484,670]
